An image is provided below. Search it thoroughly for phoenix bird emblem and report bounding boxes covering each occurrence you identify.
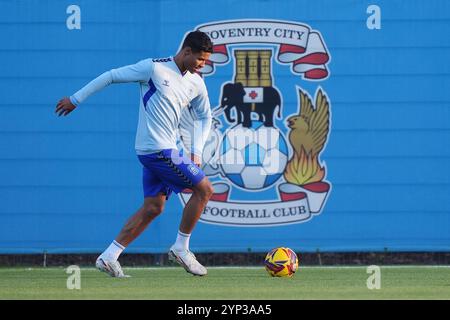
[284,89,330,185]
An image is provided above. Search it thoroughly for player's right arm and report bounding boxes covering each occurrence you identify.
[55,59,153,116]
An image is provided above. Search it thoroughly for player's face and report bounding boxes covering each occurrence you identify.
[185,49,211,73]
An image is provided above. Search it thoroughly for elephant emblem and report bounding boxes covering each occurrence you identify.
[218,82,282,128]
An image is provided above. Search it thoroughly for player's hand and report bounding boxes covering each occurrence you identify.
[191,154,202,168]
[55,97,77,116]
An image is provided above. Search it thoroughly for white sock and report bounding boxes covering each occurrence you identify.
[173,231,191,251]
[100,240,125,262]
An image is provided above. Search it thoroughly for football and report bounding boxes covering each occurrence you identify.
[264,247,299,277]
[219,122,288,190]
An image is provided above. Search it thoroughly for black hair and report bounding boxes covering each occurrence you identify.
[182,31,213,53]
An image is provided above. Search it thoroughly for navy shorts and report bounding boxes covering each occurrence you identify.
[138,149,205,199]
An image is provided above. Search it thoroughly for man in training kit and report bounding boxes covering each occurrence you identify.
[55,31,214,277]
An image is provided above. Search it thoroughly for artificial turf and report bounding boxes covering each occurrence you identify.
[0,266,449,300]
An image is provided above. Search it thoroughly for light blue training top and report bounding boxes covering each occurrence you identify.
[70,57,212,156]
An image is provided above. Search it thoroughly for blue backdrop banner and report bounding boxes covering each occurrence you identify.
[1,0,449,253]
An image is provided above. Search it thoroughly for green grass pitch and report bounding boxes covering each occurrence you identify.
[0,266,449,300]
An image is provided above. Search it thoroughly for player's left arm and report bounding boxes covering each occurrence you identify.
[189,83,212,166]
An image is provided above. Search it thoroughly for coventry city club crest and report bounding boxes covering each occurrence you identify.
[179,20,332,227]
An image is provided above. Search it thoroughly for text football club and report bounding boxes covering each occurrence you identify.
[178,20,332,227]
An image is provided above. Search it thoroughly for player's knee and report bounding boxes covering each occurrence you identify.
[205,182,214,199]
[195,180,213,202]
[142,202,164,218]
